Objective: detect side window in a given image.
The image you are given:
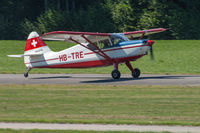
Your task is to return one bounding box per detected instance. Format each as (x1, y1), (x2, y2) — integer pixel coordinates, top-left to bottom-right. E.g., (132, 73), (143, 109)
(87, 44), (97, 50)
(97, 41), (105, 49)
(101, 40), (110, 49)
(111, 37), (123, 46)
(114, 38), (122, 45)
(87, 39), (112, 50)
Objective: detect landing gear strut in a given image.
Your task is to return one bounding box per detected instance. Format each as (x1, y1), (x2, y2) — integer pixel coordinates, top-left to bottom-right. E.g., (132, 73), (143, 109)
(125, 61), (140, 78)
(111, 63), (121, 79)
(24, 67), (31, 78)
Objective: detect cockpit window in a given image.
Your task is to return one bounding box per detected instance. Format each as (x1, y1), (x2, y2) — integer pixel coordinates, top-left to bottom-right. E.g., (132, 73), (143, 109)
(87, 43), (96, 50)
(87, 39), (111, 50)
(86, 34), (129, 50)
(110, 37), (123, 45)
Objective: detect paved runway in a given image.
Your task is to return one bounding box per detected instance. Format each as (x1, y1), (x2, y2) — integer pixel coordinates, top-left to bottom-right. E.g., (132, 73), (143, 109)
(0, 122), (200, 133)
(0, 74), (199, 85)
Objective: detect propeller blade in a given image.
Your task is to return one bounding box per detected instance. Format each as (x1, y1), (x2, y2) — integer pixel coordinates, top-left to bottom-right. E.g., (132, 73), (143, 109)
(150, 46), (154, 61)
(147, 40), (155, 61)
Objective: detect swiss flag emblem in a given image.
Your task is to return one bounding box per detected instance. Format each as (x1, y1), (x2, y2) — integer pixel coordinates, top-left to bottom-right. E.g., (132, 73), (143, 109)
(31, 40), (37, 47)
(25, 37), (47, 51)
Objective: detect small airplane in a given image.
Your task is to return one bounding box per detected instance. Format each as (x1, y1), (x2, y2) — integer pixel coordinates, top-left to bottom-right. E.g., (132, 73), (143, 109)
(8, 28), (167, 79)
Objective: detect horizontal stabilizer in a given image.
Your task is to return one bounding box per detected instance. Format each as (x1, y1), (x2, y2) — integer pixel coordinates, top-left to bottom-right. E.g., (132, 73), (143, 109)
(24, 53), (43, 56)
(8, 54), (24, 58)
(8, 53), (43, 58)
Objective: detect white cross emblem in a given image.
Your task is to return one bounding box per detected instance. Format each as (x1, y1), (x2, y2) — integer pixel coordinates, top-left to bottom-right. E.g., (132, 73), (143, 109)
(31, 40), (37, 47)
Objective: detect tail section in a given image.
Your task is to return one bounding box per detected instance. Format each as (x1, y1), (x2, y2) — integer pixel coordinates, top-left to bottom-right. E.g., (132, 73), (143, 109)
(8, 31), (54, 77)
(24, 32), (53, 68)
(24, 31), (51, 55)
(8, 31), (52, 58)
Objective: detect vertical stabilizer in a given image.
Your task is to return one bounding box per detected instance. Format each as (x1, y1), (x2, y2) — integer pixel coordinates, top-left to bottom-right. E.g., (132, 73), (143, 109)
(24, 31), (51, 55)
(24, 32), (52, 68)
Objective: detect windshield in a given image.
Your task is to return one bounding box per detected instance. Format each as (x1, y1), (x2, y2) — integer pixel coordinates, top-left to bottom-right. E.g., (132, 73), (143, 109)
(110, 33), (129, 45)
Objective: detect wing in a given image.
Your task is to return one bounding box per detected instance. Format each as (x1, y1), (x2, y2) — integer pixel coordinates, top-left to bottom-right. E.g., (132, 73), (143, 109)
(124, 28), (168, 38)
(40, 31), (111, 43)
(40, 28), (167, 43)
(39, 28), (167, 63)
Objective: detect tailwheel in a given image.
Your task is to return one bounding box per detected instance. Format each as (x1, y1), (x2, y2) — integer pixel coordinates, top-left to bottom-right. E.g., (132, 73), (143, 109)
(132, 68), (140, 78)
(111, 70), (121, 79)
(24, 67), (31, 78)
(24, 72), (29, 78)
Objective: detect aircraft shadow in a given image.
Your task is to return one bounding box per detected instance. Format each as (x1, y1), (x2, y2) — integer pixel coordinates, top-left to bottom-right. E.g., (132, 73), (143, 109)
(31, 76), (72, 79)
(29, 75), (197, 84)
(81, 78), (134, 83)
(81, 75), (194, 84)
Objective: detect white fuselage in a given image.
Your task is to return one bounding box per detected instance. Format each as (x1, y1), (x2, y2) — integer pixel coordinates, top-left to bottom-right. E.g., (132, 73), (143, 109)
(24, 40), (150, 68)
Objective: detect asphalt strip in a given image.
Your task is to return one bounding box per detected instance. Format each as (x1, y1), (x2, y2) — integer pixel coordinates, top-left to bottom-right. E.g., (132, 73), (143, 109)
(0, 74), (200, 86)
(0, 123), (200, 133)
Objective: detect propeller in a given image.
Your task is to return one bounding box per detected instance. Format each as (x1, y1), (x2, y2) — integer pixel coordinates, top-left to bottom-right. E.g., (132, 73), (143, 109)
(147, 40), (155, 61)
(149, 45), (154, 61)
(139, 32), (155, 61)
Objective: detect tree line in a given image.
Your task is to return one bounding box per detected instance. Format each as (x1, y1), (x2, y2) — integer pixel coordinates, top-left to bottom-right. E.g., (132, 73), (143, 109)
(0, 0), (200, 40)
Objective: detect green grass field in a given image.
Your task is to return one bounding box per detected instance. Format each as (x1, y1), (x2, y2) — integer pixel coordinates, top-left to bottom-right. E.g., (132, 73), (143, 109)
(0, 129), (170, 133)
(1, 40), (200, 131)
(0, 85), (200, 126)
(0, 40), (200, 74)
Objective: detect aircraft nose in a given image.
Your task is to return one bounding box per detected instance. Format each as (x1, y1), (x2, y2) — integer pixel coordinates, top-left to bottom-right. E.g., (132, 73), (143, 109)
(148, 40), (154, 46)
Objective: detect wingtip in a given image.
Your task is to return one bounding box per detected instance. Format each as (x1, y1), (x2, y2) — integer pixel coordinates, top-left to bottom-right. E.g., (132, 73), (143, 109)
(162, 28), (170, 31)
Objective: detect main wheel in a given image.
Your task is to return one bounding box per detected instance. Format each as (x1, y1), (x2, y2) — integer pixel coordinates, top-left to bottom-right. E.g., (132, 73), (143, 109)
(24, 73), (28, 78)
(132, 68), (140, 78)
(111, 70), (121, 79)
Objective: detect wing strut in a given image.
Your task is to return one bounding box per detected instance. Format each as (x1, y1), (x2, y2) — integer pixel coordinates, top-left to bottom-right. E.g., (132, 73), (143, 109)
(81, 35), (114, 63)
(69, 37), (105, 58)
(69, 36), (113, 63)
(139, 32), (146, 40)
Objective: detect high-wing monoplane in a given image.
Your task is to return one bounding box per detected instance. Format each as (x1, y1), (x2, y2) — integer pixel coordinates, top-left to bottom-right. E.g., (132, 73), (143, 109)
(8, 28), (167, 79)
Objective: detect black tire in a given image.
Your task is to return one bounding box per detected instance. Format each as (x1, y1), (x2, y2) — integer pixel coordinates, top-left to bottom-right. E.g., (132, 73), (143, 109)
(24, 73), (28, 78)
(111, 70), (121, 79)
(132, 68), (140, 78)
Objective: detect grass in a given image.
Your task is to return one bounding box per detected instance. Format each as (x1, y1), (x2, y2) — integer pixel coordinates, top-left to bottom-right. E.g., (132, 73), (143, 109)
(0, 129), (170, 133)
(0, 40), (200, 74)
(0, 84), (200, 126)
